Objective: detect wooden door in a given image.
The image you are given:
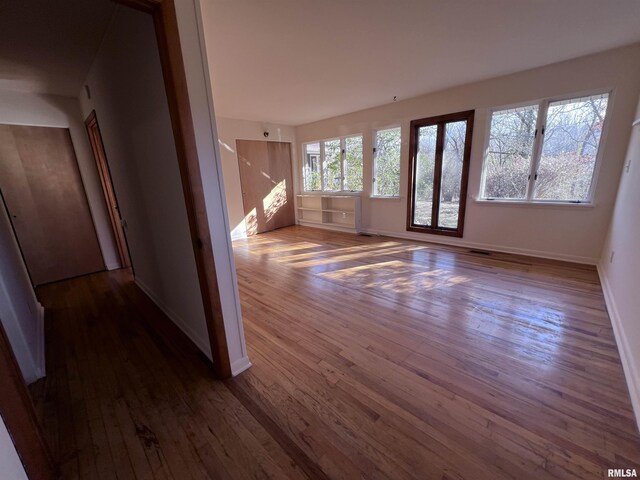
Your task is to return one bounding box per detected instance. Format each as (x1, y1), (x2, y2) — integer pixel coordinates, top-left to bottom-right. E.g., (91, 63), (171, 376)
(85, 111), (131, 269)
(236, 140), (295, 235)
(0, 125), (104, 285)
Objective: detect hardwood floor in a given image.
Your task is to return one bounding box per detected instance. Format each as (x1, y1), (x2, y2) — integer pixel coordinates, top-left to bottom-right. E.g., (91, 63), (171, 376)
(32, 226), (640, 479)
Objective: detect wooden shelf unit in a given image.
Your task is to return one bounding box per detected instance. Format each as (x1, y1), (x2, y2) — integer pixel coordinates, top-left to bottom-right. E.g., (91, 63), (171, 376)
(296, 195), (361, 233)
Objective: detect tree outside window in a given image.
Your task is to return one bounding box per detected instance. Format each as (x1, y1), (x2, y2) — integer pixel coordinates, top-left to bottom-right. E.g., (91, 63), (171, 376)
(373, 128), (401, 197)
(303, 136), (363, 193)
(482, 92), (609, 203)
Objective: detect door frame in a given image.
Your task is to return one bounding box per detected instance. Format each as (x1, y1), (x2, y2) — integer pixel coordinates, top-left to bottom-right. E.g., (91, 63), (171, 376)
(2, 1), (233, 477)
(85, 111), (131, 269)
(0, 0), (231, 480)
(0, 319), (56, 480)
(406, 109), (475, 238)
(113, 0), (231, 379)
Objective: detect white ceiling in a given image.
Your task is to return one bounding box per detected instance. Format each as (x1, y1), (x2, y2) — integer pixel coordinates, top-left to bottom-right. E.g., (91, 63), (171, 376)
(0, 0), (115, 96)
(204, 0), (640, 126)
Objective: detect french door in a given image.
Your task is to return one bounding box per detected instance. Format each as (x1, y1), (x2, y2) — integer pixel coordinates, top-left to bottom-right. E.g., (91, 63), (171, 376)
(407, 110), (474, 237)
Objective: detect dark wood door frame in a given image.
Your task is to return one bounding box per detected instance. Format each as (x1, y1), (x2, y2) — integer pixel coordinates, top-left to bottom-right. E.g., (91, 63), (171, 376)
(85, 111), (132, 270)
(113, 0), (231, 379)
(406, 109), (475, 238)
(0, 320), (56, 480)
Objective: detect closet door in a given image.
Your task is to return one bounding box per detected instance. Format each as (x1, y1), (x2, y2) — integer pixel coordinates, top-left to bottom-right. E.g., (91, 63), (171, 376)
(0, 125), (104, 285)
(236, 140), (295, 235)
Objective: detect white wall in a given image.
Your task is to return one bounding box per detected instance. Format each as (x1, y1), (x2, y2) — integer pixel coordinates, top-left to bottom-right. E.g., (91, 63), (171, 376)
(0, 202), (43, 384)
(179, 0), (249, 375)
(295, 44), (640, 264)
(598, 97), (640, 429)
(0, 415), (28, 480)
(79, 6), (212, 358)
(215, 117), (297, 239)
(0, 89), (120, 270)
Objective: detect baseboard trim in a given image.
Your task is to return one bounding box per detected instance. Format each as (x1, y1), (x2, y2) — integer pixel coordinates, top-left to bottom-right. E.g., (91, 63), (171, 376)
(230, 356), (252, 376)
(105, 262), (121, 271)
(134, 278), (212, 360)
(361, 227), (598, 265)
(35, 303), (45, 380)
(597, 263), (640, 432)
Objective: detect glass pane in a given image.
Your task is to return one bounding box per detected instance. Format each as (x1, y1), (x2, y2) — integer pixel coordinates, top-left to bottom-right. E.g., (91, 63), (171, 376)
(483, 105), (538, 199)
(534, 93), (608, 201)
(438, 121), (467, 229)
(413, 125), (437, 226)
(373, 128), (401, 196)
(344, 136), (363, 191)
(323, 139), (341, 191)
(303, 143), (321, 191)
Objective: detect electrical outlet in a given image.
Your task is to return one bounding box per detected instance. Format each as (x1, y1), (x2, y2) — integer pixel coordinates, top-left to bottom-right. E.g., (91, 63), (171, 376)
(610, 251), (615, 263)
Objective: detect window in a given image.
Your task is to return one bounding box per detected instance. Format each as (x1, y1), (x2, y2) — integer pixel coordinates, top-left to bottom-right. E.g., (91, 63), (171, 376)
(481, 92), (609, 203)
(303, 143), (321, 191)
(407, 110), (474, 237)
(483, 105), (537, 200)
(344, 136), (363, 191)
(323, 139), (341, 191)
(373, 127), (401, 197)
(302, 135), (363, 192)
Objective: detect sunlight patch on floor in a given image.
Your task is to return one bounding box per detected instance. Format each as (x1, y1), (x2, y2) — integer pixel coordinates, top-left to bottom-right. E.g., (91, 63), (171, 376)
(245, 241), (322, 255)
(319, 259), (470, 294)
(275, 244), (428, 268)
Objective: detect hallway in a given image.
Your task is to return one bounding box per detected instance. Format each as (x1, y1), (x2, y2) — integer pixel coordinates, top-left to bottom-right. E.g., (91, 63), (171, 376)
(32, 269), (304, 479)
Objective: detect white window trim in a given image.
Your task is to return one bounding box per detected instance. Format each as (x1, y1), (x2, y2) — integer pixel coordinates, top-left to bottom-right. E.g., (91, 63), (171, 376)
(372, 125), (402, 198)
(479, 89), (613, 205)
(473, 198), (596, 208)
(302, 142), (322, 192)
(370, 195), (404, 201)
(302, 134), (364, 194)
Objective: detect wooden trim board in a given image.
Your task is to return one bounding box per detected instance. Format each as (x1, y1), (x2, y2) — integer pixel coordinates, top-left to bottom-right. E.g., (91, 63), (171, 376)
(112, 0), (232, 378)
(85, 111), (131, 270)
(0, 321), (56, 480)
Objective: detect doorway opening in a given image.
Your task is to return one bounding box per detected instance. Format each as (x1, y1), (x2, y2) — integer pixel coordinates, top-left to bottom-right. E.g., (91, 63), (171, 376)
(85, 110), (132, 270)
(0, 0), (236, 478)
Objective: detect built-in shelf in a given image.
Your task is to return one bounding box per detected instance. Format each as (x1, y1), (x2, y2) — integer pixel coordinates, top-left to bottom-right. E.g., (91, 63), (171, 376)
(296, 195), (361, 233)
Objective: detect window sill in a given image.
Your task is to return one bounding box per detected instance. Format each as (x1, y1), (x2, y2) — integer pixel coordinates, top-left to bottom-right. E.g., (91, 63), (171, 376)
(370, 195), (402, 200)
(300, 191), (362, 196)
(473, 198), (595, 209)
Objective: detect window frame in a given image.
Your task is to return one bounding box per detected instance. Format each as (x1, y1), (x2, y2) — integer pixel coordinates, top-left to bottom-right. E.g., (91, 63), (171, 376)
(301, 134), (364, 194)
(321, 137), (342, 192)
(343, 134), (364, 192)
(406, 110), (475, 238)
(479, 89), (613, 205)
(372, 125), (402, 198)
(302, 142), (322, 192)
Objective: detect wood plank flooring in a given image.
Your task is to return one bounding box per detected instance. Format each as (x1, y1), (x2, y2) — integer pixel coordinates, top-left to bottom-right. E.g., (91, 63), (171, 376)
(31, 225), (640, 479)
